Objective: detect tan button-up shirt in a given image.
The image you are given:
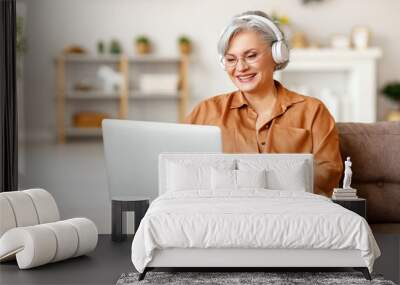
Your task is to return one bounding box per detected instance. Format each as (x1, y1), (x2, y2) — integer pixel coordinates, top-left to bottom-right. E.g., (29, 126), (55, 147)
(184, 81), (343, 197)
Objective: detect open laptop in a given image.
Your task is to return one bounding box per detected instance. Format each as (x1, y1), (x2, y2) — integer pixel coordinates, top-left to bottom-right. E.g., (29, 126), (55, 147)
(102, 119), (222, 200)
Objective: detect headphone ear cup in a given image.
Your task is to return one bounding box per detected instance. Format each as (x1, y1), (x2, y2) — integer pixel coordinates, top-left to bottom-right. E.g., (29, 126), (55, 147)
(271, 42), (279, 63)
(272, 41), (289, 64)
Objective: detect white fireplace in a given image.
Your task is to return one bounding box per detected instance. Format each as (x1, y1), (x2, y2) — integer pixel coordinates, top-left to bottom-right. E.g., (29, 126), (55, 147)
(275, 48), (382, 122)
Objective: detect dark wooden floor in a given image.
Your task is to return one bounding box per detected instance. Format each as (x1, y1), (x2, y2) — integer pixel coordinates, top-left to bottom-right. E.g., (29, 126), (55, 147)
(0, 235), (134, 285)
(1, 234), (398, 285)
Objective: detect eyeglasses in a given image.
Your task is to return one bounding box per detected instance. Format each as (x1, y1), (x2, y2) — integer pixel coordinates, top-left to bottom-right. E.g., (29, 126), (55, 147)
(221, 49), (268, 68)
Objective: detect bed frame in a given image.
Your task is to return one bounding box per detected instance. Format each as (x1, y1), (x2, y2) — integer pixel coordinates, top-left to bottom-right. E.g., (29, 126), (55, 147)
(139, 248), (371, 280)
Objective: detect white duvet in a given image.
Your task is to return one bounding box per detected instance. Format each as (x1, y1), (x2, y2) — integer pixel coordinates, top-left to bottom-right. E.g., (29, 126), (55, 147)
(131, 190), (380, 273)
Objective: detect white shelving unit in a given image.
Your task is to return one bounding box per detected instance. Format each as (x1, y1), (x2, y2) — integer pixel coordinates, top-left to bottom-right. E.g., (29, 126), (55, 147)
(275, 47), (382, 122)
(55, 54), (189, 143)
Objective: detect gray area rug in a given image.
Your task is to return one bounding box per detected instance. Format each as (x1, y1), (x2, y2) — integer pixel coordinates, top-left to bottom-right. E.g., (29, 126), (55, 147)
(116, 271), (396, 285)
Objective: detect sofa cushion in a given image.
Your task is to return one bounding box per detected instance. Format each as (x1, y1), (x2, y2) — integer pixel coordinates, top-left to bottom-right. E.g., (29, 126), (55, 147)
(337, 121), (400, 223)
(352, 182), (400, 223)
(370, 223), (400, 234)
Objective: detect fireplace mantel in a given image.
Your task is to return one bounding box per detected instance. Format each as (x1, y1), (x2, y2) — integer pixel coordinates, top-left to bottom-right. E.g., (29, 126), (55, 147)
(275, 47), (382, 122)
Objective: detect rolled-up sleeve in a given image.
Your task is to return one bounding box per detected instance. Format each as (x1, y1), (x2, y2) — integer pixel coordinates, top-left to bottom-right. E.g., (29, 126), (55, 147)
(311, 103), (343, 197)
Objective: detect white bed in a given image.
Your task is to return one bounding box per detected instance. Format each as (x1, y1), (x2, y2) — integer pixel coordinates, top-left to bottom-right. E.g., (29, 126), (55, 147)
(131, 153), (380, 280)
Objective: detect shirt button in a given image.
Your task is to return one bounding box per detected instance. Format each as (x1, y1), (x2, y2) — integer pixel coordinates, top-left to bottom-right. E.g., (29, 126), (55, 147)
(261, 142), (266, 146)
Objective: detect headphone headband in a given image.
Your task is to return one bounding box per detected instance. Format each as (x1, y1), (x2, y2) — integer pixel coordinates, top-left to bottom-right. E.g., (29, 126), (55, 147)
(237, 15), (284, 42)
(218, 13), (289, 67)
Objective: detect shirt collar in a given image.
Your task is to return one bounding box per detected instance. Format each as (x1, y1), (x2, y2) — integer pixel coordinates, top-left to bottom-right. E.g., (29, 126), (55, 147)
(229, 90), (248, 109)
(229, 80), (305, 110)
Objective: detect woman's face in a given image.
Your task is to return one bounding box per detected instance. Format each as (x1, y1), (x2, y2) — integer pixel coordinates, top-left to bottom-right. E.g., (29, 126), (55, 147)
(224, 30), (276, 94)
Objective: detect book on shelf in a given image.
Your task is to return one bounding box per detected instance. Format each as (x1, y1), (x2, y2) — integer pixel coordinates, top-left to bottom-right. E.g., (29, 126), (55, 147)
(333, 193), (358, 198)
(332, 187), (359, 200)
(332, 192), (358, 197)
(332, 196), (359, 200)
(332, 194), (358, 200)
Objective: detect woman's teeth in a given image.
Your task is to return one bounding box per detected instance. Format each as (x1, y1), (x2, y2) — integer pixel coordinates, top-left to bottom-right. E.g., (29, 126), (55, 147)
(237, 74), (256, 82)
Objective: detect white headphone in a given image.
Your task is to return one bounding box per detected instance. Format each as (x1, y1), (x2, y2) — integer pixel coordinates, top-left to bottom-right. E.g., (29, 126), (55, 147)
(220, 14), (290, 66)
(238, 15), (289, 64)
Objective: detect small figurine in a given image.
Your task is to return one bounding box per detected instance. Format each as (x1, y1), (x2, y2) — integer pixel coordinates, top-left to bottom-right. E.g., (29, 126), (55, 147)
(342, 157), (353, 189)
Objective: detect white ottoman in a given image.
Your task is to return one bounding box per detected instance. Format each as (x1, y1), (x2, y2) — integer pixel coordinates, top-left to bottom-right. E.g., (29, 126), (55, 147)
(0, 189), (98, 269)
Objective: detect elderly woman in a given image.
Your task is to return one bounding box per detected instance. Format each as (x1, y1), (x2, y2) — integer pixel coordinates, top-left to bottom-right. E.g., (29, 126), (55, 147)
(185, 11), (343, 197)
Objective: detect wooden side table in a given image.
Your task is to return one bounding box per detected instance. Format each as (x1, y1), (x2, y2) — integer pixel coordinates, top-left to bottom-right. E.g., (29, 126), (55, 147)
(332, 198), (366, 219)
(112, 196), (150, 242)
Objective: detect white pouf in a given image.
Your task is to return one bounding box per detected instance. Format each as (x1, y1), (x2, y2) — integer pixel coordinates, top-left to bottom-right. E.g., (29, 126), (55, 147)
(0, 189), (98, 269)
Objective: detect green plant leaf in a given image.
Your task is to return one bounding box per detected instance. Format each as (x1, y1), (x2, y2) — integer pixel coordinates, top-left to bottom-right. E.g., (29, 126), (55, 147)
(382, 82), (400, 102)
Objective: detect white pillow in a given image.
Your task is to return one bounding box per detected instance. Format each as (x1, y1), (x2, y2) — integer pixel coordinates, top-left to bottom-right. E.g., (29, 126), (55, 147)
(166, 159), (236, 192)
(211, 168), (236, 190)
(238, 159), (309, 191)
(211, 169), (267, 190)
(266, 162), (308, 191)
(167, 162), (210, 191)
(237, 169), (267, 188)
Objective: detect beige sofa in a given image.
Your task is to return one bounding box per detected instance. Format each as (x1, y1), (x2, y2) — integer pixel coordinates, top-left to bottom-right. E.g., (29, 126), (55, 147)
(337, 121), (400, 233)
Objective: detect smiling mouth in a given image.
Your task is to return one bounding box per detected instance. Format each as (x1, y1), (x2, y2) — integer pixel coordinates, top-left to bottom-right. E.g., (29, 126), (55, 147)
(236, 73), (257, 83)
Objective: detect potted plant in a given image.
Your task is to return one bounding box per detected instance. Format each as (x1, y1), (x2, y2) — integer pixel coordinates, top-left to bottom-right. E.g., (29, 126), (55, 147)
(178, 36), (191, 55)
(382, 81), (400, 121)
(135, 35), (151, 55)
(97, 40), (105, 54)
(109, 39), (122, 55)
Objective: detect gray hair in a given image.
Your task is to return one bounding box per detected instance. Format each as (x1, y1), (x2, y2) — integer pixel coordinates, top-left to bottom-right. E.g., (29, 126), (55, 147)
(217, 11), (289, 71)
